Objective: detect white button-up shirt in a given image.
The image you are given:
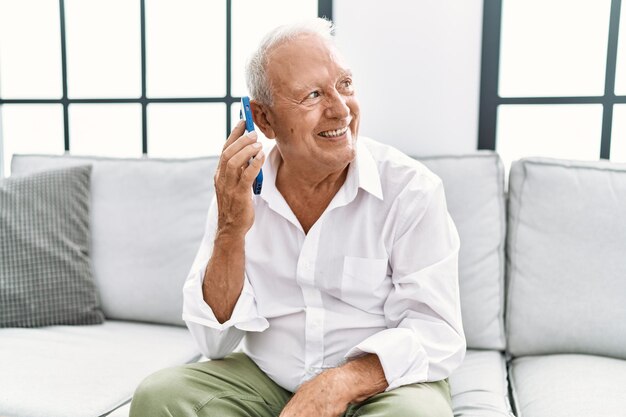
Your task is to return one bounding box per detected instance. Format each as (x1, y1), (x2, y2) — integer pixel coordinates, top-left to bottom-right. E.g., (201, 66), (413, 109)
(183, 137), (466, 393)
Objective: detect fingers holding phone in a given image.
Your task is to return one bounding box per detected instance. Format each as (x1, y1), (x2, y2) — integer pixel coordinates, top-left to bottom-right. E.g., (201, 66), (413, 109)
(240, 96), (264, 195)
(214, 118), (265, 237)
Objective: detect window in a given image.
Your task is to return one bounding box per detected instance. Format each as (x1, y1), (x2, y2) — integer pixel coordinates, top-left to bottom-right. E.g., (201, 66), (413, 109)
(479, 0), (626, 171)
(0, 0), (332, 177)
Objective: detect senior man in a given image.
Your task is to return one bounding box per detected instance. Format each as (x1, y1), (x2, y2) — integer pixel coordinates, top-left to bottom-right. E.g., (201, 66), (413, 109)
(131, 18), (465, 417)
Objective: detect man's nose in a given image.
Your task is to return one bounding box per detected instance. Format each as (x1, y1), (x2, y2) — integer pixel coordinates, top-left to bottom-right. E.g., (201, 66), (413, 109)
(324, 90), (350, 119)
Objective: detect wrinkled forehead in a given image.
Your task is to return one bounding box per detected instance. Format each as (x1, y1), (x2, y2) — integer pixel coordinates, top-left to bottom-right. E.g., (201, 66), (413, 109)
(265, 34), (350, 93)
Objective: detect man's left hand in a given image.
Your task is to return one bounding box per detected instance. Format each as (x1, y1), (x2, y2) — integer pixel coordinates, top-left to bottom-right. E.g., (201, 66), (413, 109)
(279, 354), (388, 417)
(279, 368), (351, 417)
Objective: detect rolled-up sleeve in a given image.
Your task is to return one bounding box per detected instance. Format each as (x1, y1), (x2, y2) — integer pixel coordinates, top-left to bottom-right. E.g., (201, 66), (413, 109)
(345, 179), (466, 391)
(182, 197), (269, 359)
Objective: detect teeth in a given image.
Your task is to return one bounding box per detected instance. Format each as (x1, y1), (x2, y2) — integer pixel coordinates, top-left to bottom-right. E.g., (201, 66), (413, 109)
(319, 127), (348, 138)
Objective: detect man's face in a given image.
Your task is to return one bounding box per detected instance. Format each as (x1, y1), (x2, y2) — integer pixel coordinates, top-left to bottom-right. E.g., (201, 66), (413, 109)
(259, 34), (360, 174)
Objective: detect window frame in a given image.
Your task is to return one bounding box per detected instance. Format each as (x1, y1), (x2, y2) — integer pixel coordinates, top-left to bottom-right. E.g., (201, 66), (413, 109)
(478, 0), (625, 159)
(0, 0), (333, 169)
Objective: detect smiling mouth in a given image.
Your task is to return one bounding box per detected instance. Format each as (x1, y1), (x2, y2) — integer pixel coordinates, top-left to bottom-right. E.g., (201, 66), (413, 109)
(318, 126), (349, 138)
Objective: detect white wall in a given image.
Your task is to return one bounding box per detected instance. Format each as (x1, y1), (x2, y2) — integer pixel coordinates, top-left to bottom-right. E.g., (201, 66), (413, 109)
(334, 0), (484, 155)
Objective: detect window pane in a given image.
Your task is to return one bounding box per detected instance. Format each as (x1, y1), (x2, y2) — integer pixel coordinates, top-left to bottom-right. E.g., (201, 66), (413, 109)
(615, 3), (626, 95)
(65, 0), (141, 98)
(611, 104), (626, 162)
(229, 102), (272, 150)
(0, 0), (62, 98)
(231, 0), (317, 97)
(69, 104), (142, 157)
(145, 0), (226, 98)
(1, 104), (65, 177)
(499, 0), (611, 97)
(147, 103), (225, 157)
(496, 104), (603, 173)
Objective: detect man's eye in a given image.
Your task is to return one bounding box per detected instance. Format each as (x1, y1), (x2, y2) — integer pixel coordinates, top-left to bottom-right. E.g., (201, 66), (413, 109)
(342, 79), (353, 89)
(307, 91), (320, 99)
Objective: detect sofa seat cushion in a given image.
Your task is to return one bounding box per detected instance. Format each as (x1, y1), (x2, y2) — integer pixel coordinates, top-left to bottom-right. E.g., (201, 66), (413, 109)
(510, 354), (626, 417)
(0, 320), (200, 417)
(420, 152), (506, 350)
(91, 349), (516, 417)
(103, 403), (132, 417)
(449, 350), (514, 417)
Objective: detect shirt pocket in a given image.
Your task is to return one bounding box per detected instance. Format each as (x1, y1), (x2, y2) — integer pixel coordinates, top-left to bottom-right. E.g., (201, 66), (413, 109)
(341, 256), (391, 314)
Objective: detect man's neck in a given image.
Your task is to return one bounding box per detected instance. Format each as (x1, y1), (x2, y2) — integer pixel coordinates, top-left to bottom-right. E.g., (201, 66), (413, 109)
(276, 157), (349, 196)
(275, 157), (350, 234)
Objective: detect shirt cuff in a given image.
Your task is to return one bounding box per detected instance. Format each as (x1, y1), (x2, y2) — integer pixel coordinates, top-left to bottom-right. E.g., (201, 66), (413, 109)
(182, 268), (269, 333)
(344, 328), (429, 391)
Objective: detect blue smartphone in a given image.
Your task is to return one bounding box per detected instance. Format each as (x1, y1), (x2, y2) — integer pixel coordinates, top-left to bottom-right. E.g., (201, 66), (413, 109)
(240, 96), (263, 195)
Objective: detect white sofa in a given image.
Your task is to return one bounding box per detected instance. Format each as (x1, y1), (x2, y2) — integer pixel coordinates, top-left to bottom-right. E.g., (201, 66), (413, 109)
(1, 149), (625, 417)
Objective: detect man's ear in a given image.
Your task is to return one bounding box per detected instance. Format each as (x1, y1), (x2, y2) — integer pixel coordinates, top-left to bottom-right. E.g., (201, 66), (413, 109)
(250, 100), (276, 139)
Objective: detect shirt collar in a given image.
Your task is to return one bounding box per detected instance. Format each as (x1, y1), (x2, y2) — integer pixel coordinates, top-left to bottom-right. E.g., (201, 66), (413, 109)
(260, 138), (384, 210)
(354, 139), (384, 200)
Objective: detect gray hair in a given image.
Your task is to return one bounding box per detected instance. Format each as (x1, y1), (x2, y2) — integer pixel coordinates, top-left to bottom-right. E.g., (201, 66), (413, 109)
(245, 18), (336, 106)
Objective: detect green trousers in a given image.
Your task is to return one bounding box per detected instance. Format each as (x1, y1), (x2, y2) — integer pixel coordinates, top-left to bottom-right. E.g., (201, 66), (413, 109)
(130, 352), (453, 417)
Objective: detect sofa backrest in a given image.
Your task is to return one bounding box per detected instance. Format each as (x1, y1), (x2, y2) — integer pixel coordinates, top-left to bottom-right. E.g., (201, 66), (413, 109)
(506, 157), (626, 359)
(12, 154), (218, 326)
(11, 151), (508, 345)
(419, 152), (507, 351)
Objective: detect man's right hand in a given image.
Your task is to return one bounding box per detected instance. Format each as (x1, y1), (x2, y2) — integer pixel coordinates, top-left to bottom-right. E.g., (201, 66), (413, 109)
(214, 119), (265, 238)
(203, 120), (265, 323)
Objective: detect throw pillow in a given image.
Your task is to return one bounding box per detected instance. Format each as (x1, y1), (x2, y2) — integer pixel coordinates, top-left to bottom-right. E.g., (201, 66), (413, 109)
(0, 165), (104, 327)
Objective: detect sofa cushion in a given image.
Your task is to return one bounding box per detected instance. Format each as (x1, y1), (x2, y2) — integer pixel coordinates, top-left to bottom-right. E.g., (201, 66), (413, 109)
(420, 152), (506, 350)
(0, 351), (520, 417)
(0, 320), (201, 417)
(509, 354), (626, 417)
(449, 350), (513, 417)
(11, 155), (218, 326)
(104, 403), (132, 417)
(506, 157), (626, 358)
(0, 165), (104, 327)
(92, 350), (516, 417)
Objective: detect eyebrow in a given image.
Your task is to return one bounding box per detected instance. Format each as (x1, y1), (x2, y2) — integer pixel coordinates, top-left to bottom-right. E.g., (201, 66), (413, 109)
(339, 69), (353, 78)
(292, 82), (317, 95)
(289, 68), (354, 99)
(293, 69), (353, 92)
